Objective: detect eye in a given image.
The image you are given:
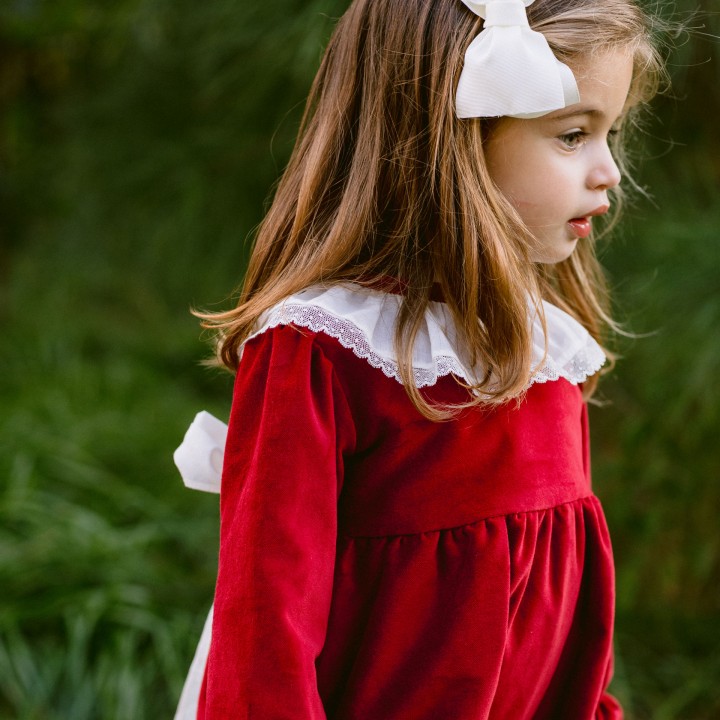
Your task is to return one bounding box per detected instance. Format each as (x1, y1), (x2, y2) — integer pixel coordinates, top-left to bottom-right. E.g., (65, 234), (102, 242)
(557, 130), (587, 151)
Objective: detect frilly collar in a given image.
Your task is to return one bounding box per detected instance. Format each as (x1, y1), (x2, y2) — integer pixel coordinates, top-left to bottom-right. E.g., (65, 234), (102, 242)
(247, 283), (606, 390)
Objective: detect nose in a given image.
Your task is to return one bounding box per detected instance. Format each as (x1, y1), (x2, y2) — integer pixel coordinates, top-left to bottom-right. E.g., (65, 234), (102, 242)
(587, 143), (622, 191)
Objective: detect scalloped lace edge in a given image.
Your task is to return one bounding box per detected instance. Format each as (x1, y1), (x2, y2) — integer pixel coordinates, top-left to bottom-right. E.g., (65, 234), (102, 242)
(248, 302), (606, 391)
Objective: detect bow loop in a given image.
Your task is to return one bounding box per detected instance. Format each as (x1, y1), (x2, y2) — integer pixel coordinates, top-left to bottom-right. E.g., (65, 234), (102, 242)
(456, 0), (579, 119)
(173, 411), (227, 494)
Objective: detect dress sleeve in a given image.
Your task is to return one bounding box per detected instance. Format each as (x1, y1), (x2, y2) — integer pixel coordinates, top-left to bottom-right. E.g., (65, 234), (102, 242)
(198, 326), (356, 720)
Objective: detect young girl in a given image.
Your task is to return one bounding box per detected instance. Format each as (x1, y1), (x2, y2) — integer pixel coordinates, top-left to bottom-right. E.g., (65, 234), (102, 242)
(174, 0), (665, 717)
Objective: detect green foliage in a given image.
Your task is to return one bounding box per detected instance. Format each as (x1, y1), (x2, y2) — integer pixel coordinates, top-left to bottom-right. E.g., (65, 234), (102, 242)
(593, 194), (720, 718)
(1, 0), (718, 717)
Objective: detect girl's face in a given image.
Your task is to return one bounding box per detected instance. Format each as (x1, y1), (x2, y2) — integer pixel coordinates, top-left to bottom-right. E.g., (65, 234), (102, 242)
(485, 49), (634, 264)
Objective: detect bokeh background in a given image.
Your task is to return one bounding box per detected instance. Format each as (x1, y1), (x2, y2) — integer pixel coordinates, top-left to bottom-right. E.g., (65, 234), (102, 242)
(1, 0), (718, 718)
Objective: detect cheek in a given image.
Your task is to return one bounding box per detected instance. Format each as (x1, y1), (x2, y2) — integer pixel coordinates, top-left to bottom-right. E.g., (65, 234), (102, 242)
(508, 162), (570, 224)
(489, 152), (553, 216)
(485, 127), (568, 227)
(501, 177), (556, 223)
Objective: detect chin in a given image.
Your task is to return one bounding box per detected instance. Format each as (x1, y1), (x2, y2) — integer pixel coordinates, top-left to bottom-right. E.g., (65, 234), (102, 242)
(532, 240), (579, 265)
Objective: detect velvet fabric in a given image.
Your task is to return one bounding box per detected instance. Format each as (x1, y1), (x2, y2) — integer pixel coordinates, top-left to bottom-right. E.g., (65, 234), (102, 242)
(198, 325), (622, 719)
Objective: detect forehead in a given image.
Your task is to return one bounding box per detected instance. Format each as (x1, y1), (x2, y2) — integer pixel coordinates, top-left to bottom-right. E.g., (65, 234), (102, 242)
(570, 48), (635, 88)
(543, 48), (635, 124)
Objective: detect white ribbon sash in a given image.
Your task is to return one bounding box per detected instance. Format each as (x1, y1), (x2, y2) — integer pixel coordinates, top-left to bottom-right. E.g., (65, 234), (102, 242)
(172, 413), (225, 718)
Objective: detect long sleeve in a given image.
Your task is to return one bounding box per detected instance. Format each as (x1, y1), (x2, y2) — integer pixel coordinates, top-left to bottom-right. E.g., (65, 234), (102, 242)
(198, 326), (356, 719)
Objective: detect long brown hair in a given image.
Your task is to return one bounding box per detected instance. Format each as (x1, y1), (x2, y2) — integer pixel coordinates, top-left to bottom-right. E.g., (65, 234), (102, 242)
(200, 0), (665, 419)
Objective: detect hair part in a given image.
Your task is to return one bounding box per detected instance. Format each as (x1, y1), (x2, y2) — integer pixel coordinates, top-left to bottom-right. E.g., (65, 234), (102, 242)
(198, 0), (667, 420)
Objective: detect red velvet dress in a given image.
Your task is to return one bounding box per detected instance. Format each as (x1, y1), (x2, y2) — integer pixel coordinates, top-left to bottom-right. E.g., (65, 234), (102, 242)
(192, 285), (621, 720)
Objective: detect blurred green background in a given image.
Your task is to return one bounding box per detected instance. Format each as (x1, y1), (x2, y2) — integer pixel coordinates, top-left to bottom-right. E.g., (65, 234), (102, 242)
(0, 1), (718, 718)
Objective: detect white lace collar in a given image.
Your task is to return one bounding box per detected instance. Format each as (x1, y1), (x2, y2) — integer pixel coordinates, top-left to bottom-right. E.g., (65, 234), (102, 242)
(174, 285), (606, 495)
(248, 283), (606, 390)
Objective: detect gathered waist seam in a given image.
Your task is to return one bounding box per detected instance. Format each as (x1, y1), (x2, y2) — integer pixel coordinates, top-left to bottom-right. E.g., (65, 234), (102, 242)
(340, 493), (599, 541)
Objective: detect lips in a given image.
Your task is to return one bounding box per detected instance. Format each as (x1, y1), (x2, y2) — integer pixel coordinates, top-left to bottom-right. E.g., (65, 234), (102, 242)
(568, 218), (592, 238)
(568, 205), (609, 239)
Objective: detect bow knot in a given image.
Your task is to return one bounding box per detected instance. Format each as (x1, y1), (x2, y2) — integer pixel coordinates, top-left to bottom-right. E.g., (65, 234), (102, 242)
(484, 1), (529, 27)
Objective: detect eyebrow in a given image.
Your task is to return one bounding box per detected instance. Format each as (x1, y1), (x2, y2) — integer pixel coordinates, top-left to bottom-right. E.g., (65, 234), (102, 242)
(546, 107), (605, 122)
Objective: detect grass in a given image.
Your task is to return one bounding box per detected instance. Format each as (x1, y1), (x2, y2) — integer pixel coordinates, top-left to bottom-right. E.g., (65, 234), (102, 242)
(0, 251), (226, 718)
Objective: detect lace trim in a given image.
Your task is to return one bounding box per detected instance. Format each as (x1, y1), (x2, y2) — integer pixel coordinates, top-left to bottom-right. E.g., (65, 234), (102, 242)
(250, 303), (466, 388)
(529, 339), (607, 387)
(248, 301), (606, 391)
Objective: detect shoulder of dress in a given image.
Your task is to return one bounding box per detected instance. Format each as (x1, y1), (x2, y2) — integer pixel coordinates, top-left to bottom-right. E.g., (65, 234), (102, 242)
(245, 283), (606, 390)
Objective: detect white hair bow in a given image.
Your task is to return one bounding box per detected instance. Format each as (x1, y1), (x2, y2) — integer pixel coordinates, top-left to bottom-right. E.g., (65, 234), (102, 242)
(456, 0), (580, 119)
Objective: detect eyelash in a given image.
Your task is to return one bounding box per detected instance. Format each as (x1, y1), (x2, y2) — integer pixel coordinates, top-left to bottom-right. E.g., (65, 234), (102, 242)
(558, 130), (587, 150)
(557, 127), (622, 151)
